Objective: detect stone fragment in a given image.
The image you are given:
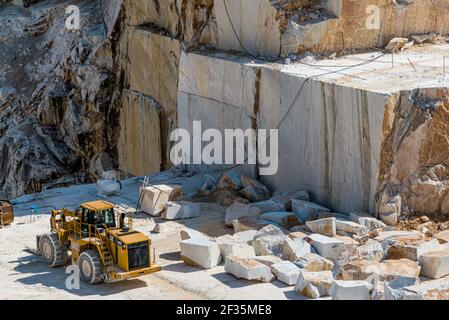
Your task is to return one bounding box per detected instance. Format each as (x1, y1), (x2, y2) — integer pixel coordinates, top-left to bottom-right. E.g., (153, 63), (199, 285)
(153, 223), (167, 233)
(180, 238), (221, 269)
(233, 230), (257, 244)
(249, 200), (285, 213)
(180, 228), (206, 240)
(163, 201), (201, 220)
(271, 261), (300, 286)
(342, 259), (421, 281)
(292, 200), (330, 223)
(386, 238), (440, 261)
(218, 171), (242, 190)
(411, 33), (438, 44)
(356, 239), (385, 262)
(253, 235), (286, 257)
(294, 271), (334, 299)
(295, 253), (334, 272)
(271, 190), (310, 210)
(378, 195), (401, 226)
(384, 276), (420, 300)
(0, 86), (16, 105)
(289, 231), (308, 240)
(215, 234), (256, 259)
(434, 230), (449, 244)
(259, 211), (300, 229)
(238, 176), (271, 202)
(306, 218), (336, 237)
(385, 37), (410, 52)
(330, 280), (371, 300)
(225, 256), (273, 282)
(252, 255), (283, 267)
(254, 224), (286, 240)
(225, 202), (261, 226)
(419, 248), (449, 279)
(215, 188), (248, 206)
(334, 235), (359, 249)
(374, 230), (423, 242)
(140, 184), (183, 216)
(282, 238), (311, 261)
(181, 173), (217, 197)
(232, 216), (271, 232)
(400, 276), (449, 300)
(335, 220), (368, 236)
(349, 212), (387, 231)
(306, 234), (346, 261)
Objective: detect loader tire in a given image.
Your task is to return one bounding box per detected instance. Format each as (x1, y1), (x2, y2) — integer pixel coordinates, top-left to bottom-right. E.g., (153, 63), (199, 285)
(79, 250), (103, 284)
(38, 233), (67, 267)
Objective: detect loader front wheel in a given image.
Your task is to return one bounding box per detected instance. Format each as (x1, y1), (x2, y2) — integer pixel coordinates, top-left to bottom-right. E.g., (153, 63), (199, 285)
(79, 250), (103, 284)
(39, 233), (67, 267)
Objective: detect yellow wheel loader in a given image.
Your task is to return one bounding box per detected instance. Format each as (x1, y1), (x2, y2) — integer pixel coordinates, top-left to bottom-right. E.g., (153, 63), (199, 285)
(36, 200), (161, 284)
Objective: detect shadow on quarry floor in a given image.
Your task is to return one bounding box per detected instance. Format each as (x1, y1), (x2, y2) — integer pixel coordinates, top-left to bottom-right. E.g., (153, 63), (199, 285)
(162, 262), (204, 274)
(11, 254), (148, 296)
(211, 272), (270, 289)
(159, 251), (182, 261)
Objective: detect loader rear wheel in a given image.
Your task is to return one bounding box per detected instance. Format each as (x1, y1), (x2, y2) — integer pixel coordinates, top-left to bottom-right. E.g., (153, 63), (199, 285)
(79, 250), (103, 284)
(38, 233), (67, 267)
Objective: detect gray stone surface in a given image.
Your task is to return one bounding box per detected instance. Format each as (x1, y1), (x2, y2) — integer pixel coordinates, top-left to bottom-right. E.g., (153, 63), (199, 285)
(330, 280), (371, 300)
(164, 201), (201, 220)
(271, 261), (300, 286)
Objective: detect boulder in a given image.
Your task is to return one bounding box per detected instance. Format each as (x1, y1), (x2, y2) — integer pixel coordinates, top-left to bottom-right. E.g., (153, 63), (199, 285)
(349, 212), (387, 231)
(289, 231), (309, 240)
(295, 253), (334, 272)
(180, 238), (221, 269)
(218, 171), (242, 190)
(181, 173), (217, 197)
(232, 216), (271, 232)
(271, 190), (310, 210)
(271, 261), (301, 286)
(281, 238), (311, 261)
(215, 188), (248, 206)
(306, 218), (336, 237)
(139, 184), (183, 216)
(259, 211), (300, 229)
(215, 235), (256, 259)
(254, 224), (286, 240)
(385, 37), (410, 52)
(384, 276), (420, 300)
(335, 220), (368, 236)
(233, 230), (257, 244)
(356, 239), (385, 262)
(163, 201), (201, 220)
(239, 176), (271, 202)
(386, 238), (441, 261)
(180, 228), (206, 240)
(225, 256), (273, 282)
(306, 234), (346, 261)
(374, 230), (423, 243)
(434, 230), (449, 244)
(252, 255), (283, 267)
(292, 200), (330, 223)
(249, 200), (285, 213)
(342, 259), (421, 281)
(330, 280), (371, 300)
(225, 202), (261, 226)
(294, 271), (334, 299)
(334, 235), (359, 249)
(253, 235), (286, 257)
(419, 248), (449, 279)
(400, 276), (449, 300)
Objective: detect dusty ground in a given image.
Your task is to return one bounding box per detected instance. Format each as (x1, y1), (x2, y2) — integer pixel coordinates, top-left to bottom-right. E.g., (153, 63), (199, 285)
(0, 172), (305, 300)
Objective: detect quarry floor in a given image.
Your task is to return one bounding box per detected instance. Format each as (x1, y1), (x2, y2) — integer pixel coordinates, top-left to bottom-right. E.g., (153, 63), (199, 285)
(0, 173), (306, 300)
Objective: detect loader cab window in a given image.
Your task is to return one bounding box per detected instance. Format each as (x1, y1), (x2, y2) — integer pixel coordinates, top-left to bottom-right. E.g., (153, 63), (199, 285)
(81, 208), (116, 228)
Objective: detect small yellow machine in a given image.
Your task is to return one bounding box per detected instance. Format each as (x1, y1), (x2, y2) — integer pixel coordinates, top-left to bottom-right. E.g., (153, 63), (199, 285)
(36, 200), (160, 284)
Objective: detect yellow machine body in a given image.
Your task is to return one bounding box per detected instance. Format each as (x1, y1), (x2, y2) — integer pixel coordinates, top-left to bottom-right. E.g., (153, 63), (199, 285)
(38, 200), (160, 283)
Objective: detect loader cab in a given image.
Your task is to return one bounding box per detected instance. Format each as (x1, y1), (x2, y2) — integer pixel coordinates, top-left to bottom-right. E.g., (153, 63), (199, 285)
(79, 201), (116, 235)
